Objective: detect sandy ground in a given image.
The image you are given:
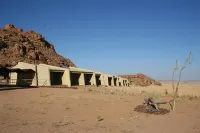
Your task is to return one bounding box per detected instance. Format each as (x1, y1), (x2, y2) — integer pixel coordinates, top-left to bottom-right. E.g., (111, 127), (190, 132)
(0, 83), (200, 133)
(124, 81), (200, 97)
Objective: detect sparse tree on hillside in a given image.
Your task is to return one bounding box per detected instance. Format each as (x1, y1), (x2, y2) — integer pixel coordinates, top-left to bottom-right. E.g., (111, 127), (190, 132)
(172, 52), (192, 111)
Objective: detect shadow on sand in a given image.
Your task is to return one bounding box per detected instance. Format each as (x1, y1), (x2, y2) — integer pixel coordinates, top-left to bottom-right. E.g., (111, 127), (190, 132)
(0, 85), (38, 91)
(134, 105), (170, 115)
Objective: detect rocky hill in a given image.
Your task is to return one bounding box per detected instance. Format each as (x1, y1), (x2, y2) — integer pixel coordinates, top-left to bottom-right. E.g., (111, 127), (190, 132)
(120, 74), (162, 87)
(0, 24), (76, 68)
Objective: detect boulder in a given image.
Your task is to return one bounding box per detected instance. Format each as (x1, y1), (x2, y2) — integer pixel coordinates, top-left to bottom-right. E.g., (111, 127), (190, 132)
(0, 40), (7, 49)
(17, 28), (23, 32)
(4, 24), (15, 30)
(29, 51), (38, 60)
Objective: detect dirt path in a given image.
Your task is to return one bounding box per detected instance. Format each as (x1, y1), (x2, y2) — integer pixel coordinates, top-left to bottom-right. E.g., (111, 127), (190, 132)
(0, 87), (200, 133)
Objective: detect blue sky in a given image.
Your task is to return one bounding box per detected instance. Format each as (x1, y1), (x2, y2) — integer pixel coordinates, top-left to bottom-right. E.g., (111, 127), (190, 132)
(1, 0), (200, 80)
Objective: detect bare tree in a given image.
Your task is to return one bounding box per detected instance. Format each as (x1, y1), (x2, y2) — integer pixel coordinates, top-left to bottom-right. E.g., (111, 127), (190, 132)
(172, 52), (192, 111)
(172, 60), (178, 94)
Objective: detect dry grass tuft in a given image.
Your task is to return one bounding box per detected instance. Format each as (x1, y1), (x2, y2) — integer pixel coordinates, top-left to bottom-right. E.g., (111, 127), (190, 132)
(164, 89), (168, 95)
(179, 94), (200, 100)
(41, 108), (48, 114)
(96, 116), (104, 121)
(40, 92), (54, 98)
(154, 81), (162, 86)
(20, 121), (28, 126)
(52, 119), (74, 128)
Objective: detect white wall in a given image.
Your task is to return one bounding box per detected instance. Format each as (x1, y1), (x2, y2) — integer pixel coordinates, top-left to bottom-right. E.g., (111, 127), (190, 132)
(62, 69), (71, 87)
(11, 62), (37, 86)
(9, 72), (17, 85)
(37, 65), (50, 86)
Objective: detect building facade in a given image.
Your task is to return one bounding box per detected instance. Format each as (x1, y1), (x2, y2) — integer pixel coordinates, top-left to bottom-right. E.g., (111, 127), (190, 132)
(9, 62), (129, 87)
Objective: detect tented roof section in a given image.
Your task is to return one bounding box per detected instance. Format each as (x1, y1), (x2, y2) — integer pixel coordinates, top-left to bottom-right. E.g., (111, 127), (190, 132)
(39, 64), (67, 71)
(104, 74), (114, 77)
(0, 68), (35, 73)
(10, 68), (35, 72)
(94, 71), (103, 75)
(69, 67), (94, 73)
(7, 62), (130, 82)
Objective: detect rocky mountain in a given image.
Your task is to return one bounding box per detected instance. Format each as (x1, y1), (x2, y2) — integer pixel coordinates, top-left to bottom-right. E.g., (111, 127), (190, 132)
(120, 73), (162, 87)
(0, 24), (76, 68)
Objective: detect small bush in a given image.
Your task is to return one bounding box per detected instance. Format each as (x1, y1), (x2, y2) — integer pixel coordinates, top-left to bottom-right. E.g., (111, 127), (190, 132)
(88, 88), (93, 91)
(154, 81), (162, 86)
(164, 89), (168, 95)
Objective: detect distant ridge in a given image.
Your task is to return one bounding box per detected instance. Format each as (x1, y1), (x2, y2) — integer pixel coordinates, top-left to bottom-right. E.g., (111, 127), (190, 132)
(120, 73), (162, 86)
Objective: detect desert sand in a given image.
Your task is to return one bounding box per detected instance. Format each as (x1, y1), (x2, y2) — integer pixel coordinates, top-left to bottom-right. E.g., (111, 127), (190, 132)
(0, 82), (200, 133)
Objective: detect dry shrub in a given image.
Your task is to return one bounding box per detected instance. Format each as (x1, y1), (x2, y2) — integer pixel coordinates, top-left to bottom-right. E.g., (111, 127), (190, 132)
(88, 88), (93, 91)
(180, 94), (200, 100)
(164, 89), (168, 95)
(134, 105), (170, 115)
(96, 116), (104, 121)
(52, 119), (74, 128)
(141, 90), (146, 95)
(154, 81), (162, 86)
